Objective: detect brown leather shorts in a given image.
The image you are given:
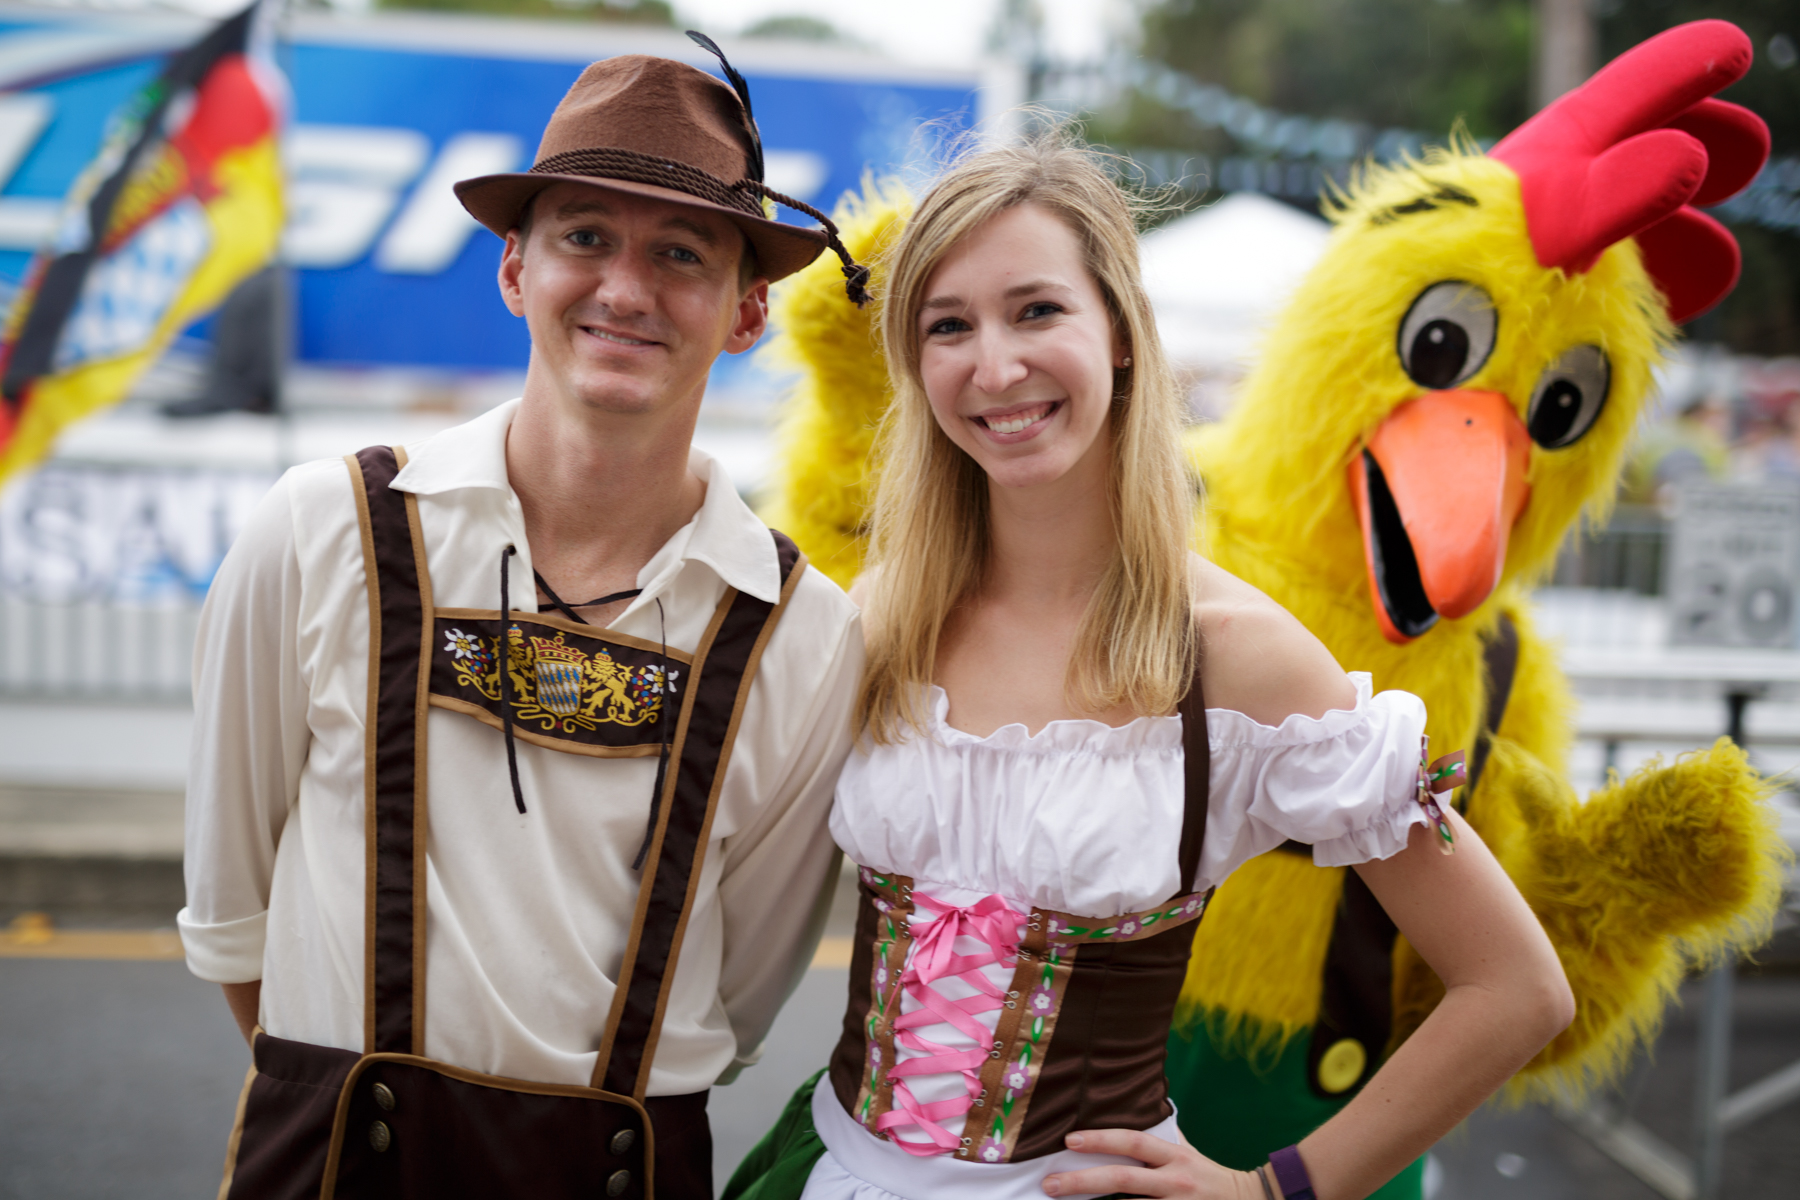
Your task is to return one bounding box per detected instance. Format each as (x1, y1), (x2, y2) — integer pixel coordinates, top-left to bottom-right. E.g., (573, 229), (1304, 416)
(219, 1031), (712, 1200)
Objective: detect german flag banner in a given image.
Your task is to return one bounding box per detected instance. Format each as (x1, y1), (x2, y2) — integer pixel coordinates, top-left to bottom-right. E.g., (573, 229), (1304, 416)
(0, 1), (284, 486)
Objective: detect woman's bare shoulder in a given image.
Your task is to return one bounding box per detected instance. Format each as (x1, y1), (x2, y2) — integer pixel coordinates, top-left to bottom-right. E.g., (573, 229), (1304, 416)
(847, 563), (882, 607)
(1190, 554), (1356, 726)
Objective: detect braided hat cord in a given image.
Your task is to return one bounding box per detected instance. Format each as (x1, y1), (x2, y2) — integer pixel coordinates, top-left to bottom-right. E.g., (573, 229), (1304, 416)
(531, 148), (764, 217)
(734, 179), (872, 307)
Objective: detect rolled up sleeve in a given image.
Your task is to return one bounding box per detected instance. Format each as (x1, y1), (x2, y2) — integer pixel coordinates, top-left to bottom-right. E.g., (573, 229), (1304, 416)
(177, 474), (313, 984)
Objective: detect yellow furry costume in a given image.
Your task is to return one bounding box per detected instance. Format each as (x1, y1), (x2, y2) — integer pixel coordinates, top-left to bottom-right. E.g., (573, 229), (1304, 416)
(1170, 143), (1786, 1154)
(756, 25), (1789, 1196)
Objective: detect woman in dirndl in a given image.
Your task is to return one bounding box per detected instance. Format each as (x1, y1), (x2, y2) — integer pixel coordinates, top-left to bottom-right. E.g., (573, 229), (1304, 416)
(726, 128), (1573, 1200)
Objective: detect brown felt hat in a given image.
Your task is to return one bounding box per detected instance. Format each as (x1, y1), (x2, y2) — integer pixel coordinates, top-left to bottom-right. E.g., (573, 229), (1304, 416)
(455, 42), (867, 298)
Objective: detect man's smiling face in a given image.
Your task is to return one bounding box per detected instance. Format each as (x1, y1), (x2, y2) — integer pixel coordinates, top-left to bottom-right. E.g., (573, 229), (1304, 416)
(499, 182), (767, 418)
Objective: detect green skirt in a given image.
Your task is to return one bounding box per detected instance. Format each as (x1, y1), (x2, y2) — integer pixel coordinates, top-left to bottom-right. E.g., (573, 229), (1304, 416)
(721, 1069), (829, 1200)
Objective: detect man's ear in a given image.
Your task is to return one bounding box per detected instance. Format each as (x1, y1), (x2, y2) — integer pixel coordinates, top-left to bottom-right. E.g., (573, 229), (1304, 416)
(725, 279), (770, 355)
(498, 229), (527, 318)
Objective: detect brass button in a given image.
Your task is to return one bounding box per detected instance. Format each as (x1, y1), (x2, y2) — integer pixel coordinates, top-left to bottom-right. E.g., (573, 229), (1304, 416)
(372, 1083), (396, 1111)
(1317, 1037), (1368, 1094)
(606, 1169), (631, 1196)
(609, 1128), (636, 1154)
(369, 1120), (392, 1152)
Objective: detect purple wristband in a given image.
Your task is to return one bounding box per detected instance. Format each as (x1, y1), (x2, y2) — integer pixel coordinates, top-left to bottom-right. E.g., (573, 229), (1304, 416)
(1268, 1145), (1316, 1200)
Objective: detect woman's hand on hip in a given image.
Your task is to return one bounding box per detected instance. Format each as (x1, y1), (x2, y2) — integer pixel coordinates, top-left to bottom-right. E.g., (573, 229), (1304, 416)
(1041, 1129), (1262, 1199)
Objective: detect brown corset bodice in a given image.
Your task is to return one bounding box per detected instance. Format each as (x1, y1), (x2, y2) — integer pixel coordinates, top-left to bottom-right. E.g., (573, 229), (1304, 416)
(827, 869), (1212, 1163)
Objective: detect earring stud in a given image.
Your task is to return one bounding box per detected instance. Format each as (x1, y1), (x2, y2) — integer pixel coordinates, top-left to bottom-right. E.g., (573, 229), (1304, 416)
(1120, 356), (1133, 368)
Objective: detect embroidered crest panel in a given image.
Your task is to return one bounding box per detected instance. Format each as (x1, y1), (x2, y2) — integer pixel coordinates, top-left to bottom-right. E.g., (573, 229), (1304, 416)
(428, 608), (695, 757)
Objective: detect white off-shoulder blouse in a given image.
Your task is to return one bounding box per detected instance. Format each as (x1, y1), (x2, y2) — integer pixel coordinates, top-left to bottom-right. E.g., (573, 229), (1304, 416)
(830, 671), (1429, 917)
(801, 672), (1431, 1200)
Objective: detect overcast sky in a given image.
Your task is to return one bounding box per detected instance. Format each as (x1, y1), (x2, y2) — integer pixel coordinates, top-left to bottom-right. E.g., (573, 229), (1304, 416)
(672, 0), (1123, 69)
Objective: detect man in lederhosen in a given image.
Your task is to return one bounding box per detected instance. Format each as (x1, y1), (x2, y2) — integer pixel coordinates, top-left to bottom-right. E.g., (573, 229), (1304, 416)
(178, 42), (869, 1199)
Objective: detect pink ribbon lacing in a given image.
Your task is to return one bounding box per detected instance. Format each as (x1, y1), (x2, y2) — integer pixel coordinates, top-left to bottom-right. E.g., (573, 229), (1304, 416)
(874, 890), (1026, 1156)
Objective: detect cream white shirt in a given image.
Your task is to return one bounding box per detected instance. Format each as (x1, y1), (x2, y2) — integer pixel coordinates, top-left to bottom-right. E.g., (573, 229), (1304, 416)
(178, 399), (863, 1095)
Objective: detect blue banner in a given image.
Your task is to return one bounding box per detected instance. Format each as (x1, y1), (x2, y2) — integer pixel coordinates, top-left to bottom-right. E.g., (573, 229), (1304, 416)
(0, 10), (981, 373)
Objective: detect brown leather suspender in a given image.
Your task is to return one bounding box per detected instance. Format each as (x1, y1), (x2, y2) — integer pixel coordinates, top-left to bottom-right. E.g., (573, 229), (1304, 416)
(351, 445), (435, 1056)
(1176, 654), (1212, 896)
(595, 527), (804, 1101)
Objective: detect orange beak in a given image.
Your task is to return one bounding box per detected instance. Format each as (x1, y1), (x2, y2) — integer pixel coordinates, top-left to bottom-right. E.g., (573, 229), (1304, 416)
(1348, 389), (1532, 644)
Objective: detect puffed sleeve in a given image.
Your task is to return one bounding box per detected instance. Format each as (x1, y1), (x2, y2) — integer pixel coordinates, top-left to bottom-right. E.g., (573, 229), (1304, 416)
(1197, 672), (1427, 889)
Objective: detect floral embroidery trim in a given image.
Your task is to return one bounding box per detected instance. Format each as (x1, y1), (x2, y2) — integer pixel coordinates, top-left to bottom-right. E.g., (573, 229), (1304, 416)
(1417, 737), (1464, 855)
(954, 888), (1215, 1163)
(851, 867), (913, 1136)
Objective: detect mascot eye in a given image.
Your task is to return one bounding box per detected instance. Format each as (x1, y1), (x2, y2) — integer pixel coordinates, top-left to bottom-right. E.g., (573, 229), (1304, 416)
(1397, 281), (1498, 390)
(1527, 345), (1610, 449)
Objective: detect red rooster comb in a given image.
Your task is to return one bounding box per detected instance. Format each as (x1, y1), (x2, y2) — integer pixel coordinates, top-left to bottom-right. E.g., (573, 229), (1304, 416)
(1490, 19), (1770, 323)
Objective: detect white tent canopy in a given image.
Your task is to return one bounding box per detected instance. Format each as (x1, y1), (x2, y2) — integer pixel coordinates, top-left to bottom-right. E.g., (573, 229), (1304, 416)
(1140, 191), (1332, 376)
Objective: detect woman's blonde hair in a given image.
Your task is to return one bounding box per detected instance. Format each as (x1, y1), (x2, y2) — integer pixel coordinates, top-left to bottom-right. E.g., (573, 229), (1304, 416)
(857, 126), (1197, 741)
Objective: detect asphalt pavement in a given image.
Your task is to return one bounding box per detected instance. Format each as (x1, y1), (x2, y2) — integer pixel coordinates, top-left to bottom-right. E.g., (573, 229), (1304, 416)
(0, 955), (849, 1200)
(2, 937), (1796, 1199)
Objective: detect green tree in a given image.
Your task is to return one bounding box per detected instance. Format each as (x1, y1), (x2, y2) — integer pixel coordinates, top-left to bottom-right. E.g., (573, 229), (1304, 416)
(1598, 1), (1800, 353)
(741, 15), (861, 45)
(1130, 0), (1534, 145)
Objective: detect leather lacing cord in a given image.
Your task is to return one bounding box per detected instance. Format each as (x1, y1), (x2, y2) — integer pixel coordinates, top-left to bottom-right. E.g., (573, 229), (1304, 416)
(497, 547), (673, 870)
(533, 568), (642, 624)
(526, 147), (871, 307)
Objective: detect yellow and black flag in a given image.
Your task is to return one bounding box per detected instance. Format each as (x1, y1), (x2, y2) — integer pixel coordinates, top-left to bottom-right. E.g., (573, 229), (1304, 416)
(0, 1), (285, 485)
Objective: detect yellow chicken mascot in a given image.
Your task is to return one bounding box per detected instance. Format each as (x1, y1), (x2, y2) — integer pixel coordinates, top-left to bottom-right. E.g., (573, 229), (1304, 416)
(759, 20), (1790, 1200)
